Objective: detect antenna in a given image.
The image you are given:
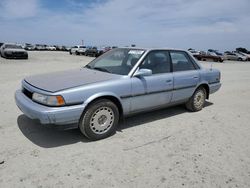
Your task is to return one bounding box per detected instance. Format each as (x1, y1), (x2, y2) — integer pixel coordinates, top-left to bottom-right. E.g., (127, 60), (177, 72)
(210, 61), (213, 70)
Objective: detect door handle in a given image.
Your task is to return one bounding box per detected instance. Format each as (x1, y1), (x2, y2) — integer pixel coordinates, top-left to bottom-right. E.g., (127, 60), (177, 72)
(166, 79), (172, 83)
(193, 76), (198, 79)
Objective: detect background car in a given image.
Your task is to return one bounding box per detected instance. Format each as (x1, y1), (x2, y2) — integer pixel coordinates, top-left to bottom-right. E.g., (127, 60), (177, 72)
(0, 43), (28, 59)
(193, 50), (223, 62)
(233, 51), (248, 61)
(224, 51), (243, 61)
(69, 45), (87, 55)
(236, 51), (250, 61)
(46, 46), (56, 50)
(85, 46), (98, 57)
(24, 43), (35, 50)
(188, 48), (200, 55)
(224, 51), (238, 61)
(34, 44), (47, 51)
(207, 49), (223, 57)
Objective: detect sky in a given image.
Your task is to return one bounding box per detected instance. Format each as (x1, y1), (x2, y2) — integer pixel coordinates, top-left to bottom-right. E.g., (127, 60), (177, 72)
(0, 0), (250, 51)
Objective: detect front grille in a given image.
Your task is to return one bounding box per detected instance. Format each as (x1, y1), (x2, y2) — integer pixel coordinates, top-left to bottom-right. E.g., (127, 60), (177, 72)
(11, 51), (26, 58)
(22, 87), (33, 99)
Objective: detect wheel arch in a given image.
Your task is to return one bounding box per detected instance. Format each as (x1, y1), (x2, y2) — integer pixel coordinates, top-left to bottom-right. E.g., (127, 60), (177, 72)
(196, 83), (209, 99)
(83, 93), (124, 118)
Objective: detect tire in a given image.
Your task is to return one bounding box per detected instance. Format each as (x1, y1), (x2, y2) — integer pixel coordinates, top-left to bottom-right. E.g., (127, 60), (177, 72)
(69, 51), (72, 55)
(238, 58), (242, 61)
(79, 99), (119, 140)
(185, 87), (206, 112)
(76, 51), (80, 55)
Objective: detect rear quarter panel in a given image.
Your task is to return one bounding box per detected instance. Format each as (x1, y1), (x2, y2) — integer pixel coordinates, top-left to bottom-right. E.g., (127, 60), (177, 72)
(199, 68), (221, 93)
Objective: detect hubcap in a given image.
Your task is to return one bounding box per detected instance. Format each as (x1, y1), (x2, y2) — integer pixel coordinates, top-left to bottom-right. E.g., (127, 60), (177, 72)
(90, 107), (114, 134)
(194, 90), (205, 109)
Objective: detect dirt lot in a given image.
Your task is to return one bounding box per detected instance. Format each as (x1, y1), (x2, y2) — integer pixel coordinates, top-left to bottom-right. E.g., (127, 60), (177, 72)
(0, 51), (250, 187)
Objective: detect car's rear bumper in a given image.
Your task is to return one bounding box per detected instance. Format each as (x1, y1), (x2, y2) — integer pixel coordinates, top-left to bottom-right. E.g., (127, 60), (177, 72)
(15, 89), (85, 125)
(209, 82), (221, 94)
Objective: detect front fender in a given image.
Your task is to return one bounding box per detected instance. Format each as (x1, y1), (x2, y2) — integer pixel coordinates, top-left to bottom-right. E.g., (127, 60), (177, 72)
(84, 92), (123, 107)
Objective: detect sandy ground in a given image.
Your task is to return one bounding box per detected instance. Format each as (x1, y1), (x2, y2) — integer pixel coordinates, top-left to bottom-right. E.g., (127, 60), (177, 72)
(0, 51), (249, 188)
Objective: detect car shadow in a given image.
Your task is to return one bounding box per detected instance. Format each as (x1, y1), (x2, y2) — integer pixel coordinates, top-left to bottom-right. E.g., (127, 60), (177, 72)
(17, 115), (90, 148)
(17, 102), (213, 148)
(119, 102), (213, 130)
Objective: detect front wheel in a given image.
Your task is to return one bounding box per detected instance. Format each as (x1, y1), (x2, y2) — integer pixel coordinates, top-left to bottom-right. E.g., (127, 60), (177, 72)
(79, 99), (119, 140)
(185, 87), (206, 112)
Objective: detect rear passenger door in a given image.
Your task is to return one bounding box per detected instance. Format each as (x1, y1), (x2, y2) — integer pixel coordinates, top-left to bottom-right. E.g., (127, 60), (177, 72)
(170, 51), (200, 102)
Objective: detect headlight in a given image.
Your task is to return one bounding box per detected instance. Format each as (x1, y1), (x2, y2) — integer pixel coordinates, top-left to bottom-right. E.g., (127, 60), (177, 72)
(5, 51), (12, 54)
(32, 93), (65, 106)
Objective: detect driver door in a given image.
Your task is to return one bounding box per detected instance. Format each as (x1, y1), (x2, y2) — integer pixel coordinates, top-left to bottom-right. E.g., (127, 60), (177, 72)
(130, 50), (173, 112)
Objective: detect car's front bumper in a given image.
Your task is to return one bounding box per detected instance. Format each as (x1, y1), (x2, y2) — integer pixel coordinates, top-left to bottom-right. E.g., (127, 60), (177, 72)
(4, 52), (28, 59)
(15, 89), (85, 125)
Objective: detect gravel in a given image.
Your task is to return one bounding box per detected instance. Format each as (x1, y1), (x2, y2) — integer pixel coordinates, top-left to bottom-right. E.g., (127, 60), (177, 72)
(0, 51), (250, 187)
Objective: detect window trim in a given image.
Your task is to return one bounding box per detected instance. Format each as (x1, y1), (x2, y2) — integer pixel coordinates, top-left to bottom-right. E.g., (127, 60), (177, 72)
(169, 50), (199, 72)
(136, 50), (172, 75)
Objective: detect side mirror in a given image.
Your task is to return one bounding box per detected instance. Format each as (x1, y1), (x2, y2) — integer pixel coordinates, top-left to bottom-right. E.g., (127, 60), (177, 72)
(134, 68), (152, 77)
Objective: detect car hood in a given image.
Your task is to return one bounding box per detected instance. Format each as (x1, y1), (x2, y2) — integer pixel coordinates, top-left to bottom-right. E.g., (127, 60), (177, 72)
(4, 48), (26, 52)
(24, 68), (120, 92)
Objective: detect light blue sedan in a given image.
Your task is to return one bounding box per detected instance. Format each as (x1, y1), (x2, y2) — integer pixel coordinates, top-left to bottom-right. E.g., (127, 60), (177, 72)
(15, 48), (221, 140)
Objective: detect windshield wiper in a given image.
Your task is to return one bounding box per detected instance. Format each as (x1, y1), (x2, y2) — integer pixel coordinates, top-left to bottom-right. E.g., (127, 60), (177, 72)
(93, 67), (110, 73)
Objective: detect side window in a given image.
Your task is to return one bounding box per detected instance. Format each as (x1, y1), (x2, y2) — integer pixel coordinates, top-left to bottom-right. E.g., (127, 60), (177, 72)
(170, 51), (195, 72)
(139, 51), (170, 74)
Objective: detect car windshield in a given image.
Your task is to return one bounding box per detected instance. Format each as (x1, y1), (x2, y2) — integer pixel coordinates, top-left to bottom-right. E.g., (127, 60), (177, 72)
(85, 48), (145, 75)
(5, 44), (22, 49)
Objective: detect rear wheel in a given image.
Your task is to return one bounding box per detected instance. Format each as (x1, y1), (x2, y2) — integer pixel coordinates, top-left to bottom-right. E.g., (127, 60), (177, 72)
(79, 99), (119, 140)
(185, 87), (206, 112)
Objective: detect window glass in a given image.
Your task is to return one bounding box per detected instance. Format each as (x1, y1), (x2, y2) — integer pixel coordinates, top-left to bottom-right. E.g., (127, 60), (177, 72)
(170, 51), (195, 72)
(139, 51), (170, 74)
(86, 48), (145, 75)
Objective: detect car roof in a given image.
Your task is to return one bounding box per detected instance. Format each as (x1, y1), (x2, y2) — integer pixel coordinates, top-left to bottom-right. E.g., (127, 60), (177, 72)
(117, 47), (188, 52)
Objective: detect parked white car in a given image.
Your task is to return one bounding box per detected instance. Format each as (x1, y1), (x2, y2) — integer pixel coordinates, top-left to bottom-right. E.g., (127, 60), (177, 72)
(46, 46), (56, 51)
(69, 45), (87, 55)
